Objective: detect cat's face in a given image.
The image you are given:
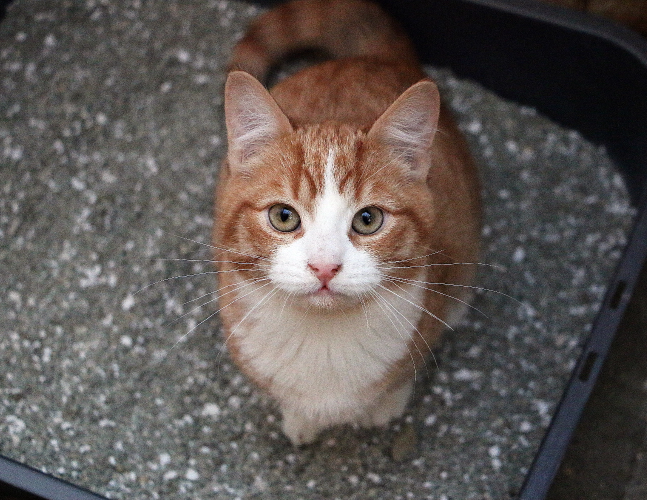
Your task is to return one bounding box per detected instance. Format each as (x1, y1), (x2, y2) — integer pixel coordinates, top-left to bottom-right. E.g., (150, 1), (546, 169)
(216, 125), (435, 310)
(215, 71), (441, 311)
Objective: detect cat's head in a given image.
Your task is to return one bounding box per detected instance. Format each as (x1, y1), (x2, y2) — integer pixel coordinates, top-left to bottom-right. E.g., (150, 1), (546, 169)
(216, 71), (440, 310)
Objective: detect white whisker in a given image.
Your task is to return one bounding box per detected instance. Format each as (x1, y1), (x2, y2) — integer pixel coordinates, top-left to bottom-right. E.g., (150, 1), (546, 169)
(383, 250), (445, 265)
(182, 275), (265, 305)
(278, 289), (295, 318)
(134, 271), (227, 295)
(358, 295), (371, 331)
(176, 277), (271, 320)
(171, 233), (271, 262)
(378, 262), (500, 271)
(389, 276), (520, 304)
(374, 287), (438, 373)
(217, 285), (282, 369)
(369, 290), (420, 382)
(377, 283), (452, 331)
(156, 257), (271, 268)
(225, 283), (280, 340)
(385, 276), (488, 318)
(134, 267), (264, 295)
(164, 279), (274, 357)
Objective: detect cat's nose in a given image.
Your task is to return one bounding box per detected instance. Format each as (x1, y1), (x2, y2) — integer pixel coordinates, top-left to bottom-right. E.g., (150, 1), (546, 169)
(308, 262), (341, 286)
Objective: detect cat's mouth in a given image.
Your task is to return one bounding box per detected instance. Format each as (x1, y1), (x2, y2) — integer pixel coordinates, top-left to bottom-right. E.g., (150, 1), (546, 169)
(307, 284), (343, 308)
(312, 284), (335, 298)
(307, 283), (371, 310)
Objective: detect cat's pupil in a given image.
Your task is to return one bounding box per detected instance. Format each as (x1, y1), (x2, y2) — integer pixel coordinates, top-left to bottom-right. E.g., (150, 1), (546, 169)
(361, 211), (372, 226)
(280, 208), (291, 222)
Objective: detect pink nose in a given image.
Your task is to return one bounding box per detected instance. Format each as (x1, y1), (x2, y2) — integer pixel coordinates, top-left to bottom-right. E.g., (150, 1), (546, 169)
(308, 262), (341, 286)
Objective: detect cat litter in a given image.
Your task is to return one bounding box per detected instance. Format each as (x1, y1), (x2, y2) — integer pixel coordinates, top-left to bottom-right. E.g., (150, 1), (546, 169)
(0, 1), (636, 499)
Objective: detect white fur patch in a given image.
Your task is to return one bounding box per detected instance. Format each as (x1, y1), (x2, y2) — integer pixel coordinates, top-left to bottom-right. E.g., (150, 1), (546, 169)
(268, 147), (381, 299)
(235, 278), (424, 431)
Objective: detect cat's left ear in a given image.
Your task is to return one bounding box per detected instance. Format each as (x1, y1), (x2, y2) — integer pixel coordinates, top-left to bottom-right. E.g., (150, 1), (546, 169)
(367, 79), (440, 180)
(224, 70), (293, 171)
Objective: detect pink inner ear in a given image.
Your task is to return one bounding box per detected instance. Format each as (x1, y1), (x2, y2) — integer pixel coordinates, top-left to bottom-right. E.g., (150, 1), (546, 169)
(367, 80), (440, 180)
(224, 71), (293, 168)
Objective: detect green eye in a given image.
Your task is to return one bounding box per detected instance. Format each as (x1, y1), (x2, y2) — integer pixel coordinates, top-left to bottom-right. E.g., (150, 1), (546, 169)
(268, 204), (301, 232)
(352, 206), (384, 235)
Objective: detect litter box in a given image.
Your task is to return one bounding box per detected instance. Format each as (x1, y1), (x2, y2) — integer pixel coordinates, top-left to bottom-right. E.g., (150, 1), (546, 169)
(1, 0), (646, 499)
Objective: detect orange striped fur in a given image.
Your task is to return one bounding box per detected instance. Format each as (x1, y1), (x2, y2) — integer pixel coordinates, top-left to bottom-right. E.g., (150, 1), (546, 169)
(213, 0), (481, 445)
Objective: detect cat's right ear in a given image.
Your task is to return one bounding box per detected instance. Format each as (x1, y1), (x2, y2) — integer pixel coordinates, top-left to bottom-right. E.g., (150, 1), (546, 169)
(224, 70), (293, 171)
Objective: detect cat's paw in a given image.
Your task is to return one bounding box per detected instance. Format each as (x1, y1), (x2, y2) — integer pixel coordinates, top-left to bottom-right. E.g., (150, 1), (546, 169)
(360, 380), (413, 428)
(281, 407), (322, 446)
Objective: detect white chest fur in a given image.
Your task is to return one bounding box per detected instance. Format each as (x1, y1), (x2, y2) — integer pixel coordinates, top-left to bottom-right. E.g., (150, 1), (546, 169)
(232, 283), (424, 436)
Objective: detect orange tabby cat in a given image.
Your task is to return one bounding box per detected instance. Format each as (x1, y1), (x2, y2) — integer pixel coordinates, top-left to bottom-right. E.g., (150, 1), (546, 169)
(213, 0), (481, 445)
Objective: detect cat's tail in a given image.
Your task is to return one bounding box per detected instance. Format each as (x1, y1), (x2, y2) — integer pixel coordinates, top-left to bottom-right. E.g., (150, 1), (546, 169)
(228, 0), (419, 82)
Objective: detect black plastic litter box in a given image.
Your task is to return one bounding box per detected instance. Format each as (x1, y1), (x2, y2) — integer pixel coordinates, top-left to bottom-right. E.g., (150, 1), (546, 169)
(1, 0), (646, 499)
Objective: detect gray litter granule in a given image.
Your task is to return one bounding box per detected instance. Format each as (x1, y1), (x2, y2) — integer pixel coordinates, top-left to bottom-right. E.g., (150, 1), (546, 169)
(0, 1), (636, 499)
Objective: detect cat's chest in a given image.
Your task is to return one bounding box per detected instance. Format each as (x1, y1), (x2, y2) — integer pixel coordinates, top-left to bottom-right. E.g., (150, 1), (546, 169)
(230, 287), (423, 406)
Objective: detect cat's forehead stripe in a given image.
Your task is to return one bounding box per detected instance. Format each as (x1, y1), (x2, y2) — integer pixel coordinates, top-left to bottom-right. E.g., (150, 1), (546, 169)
(293, 132), (367, 204)
(337, 140), (363, 198)
(324, 146), (336, 191)
(296, 159), (317, 200)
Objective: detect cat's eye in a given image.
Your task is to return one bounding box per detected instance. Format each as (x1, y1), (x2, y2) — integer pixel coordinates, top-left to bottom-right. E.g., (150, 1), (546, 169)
(268, 204), (301, 232)
(351, 206), (384, 235)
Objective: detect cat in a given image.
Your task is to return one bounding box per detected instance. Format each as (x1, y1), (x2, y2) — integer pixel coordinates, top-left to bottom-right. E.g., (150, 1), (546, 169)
(212, 0), (481, 446)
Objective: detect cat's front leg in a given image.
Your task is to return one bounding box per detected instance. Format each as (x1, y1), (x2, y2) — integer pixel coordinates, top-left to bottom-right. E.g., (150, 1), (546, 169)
(361, 379), (413, 428)
(281, 405), (324, 446)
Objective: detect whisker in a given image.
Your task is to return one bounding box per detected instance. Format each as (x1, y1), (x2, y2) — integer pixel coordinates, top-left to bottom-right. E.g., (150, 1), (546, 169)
(182, 278), (269, 306)
(226, 284), (280, 339)
(385, 276), (488, 318)
(171, 233), (271, 262)
(168, 295), (221, 327)
(383, 250), (445, 265)
(279, 301), (318, 370)
(369, 290), (420, 382)
(156, 258), (270, 268)
(358, 295), (371, 331)
(378, 262), (501, 271)
(355, 294), (417, 376)
(278, 289), (295, 318)
(173, 277), (271, 323)
(182, 275), (265, 305)
(389, 276), (521, 304)
(377, 283), (452, 331)
(374, 286), (438, 372)
(134, 271), (228, 295)
(134, 268), (264, 295)
(168, 279), (275, 359)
